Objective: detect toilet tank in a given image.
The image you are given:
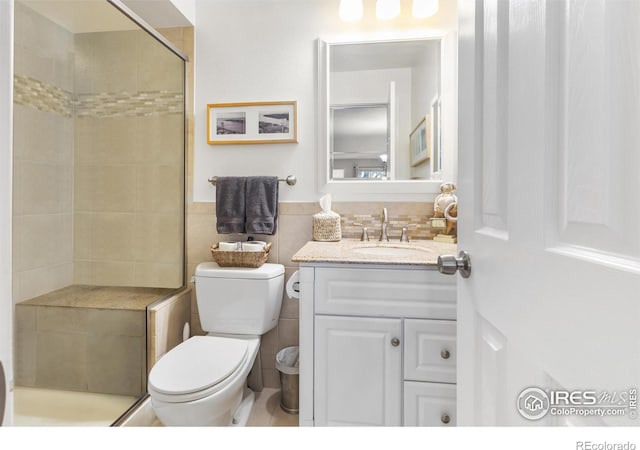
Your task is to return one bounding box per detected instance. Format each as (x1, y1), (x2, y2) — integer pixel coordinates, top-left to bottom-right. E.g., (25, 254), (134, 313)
(194, 262), (284, 335)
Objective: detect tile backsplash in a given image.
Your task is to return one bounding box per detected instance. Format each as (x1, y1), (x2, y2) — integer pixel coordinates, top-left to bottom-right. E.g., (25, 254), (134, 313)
(186, 200), (435, 387)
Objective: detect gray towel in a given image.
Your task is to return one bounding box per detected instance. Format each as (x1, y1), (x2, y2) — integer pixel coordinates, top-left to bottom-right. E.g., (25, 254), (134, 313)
(216, 176), (247, 234)
(245, 176), (279, 235)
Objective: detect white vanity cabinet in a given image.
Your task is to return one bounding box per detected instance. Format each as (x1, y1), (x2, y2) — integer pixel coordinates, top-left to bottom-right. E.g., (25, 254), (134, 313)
(298, 263), (457, 427)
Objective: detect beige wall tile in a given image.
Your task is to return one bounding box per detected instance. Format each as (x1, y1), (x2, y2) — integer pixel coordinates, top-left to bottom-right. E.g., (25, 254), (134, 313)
(134, 262), (183, 289)
(277, 318), (299, 351)
(260, 327), (278, 370)
(15, 214), (72, 272)
(137, 33), (184, 92)
(87, 334), (144, 396)
(262, 368), (280, 389)
(88, 309), (145, 337)
(37, 306), (88, 333)
(75, 117), (138, 165)
(134, 214), (182, 264)
(136, 115), (184, 166)
(14, 328), (36, 386)
(14, 263), (73, 303)
(90, 261), (136, 286)
(35, 331), (88, 390)
(186, 212), (217, 265)
(277, 214), (312, 266)
(91, 213), (135, 261)
(15, 305), (36, 331)
(136, 165), (183, 214)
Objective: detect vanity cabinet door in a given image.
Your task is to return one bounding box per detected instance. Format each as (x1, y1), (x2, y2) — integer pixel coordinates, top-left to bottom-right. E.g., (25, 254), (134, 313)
(314, 315), (402, 426)
(404, 381), (456, 427)
(404, 319), (456, 383)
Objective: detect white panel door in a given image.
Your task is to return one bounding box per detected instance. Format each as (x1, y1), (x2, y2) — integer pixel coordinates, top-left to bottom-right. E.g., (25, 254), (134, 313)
(457, 0), (640, 425)
(314, 315), (402, 426)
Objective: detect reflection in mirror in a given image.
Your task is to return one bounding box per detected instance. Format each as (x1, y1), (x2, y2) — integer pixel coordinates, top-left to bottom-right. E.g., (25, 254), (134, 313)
(331, 104), (389, 179)
(328, 38), (442, 181)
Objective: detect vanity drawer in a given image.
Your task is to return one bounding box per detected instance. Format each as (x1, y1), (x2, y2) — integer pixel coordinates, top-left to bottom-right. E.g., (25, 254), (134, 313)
(404, 319), (456, 383)
(314, 267), (456, 319)
(403, 381), (456, 427)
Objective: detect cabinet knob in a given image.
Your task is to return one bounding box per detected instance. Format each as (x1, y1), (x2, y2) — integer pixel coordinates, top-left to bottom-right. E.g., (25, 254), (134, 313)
(391, 337), (400, 347)
(441, 414), (451, 424)
(440, 349), (450, 359)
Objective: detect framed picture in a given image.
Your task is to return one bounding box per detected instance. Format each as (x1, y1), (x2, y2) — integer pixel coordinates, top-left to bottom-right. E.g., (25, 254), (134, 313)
(207, 101), (298, 145)
(410, 115), (431, 167)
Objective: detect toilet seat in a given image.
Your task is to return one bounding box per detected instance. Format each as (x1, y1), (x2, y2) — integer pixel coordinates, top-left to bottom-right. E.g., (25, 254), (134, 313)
(148, 336), (250, 403)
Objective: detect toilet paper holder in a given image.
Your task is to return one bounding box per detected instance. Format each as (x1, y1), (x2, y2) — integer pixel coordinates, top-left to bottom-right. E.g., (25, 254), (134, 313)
(286, 271), (301, 299)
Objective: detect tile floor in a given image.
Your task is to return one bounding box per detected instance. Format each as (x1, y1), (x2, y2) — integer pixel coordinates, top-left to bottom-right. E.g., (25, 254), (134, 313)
(246, 388), (299, 427)
(150, 388), (298, 427)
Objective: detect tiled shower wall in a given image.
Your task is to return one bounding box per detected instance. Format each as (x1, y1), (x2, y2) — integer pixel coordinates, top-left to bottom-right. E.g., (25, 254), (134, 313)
(186, 201), (435, 387)
(73, 30), (184, 289)
(13, 4), (187, 299)
(12, 3), (74, 303)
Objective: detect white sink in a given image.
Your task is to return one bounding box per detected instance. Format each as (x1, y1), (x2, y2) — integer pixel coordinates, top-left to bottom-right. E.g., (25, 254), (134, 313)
(352, 245), (432, 257)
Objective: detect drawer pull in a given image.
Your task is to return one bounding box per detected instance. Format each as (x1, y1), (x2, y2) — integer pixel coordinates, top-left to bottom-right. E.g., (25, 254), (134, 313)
(391, 337), (400, 347)
(441, 414), (451, 424)
(440, 349), (450, 359)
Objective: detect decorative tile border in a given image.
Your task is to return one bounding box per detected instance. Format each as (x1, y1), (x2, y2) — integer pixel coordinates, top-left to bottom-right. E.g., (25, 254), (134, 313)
(14, 74), (73, 118)
(340, 213), (436, 240)
(75, 91), (184, 118)
(198, 201), (438, 241)
(14, 73), (183, 118)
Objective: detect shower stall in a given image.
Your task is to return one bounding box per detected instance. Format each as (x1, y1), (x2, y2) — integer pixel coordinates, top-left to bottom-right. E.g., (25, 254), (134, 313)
(11, 0), (187, 426)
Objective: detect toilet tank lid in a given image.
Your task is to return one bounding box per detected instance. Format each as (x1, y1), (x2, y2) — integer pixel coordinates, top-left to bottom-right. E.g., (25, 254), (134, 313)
(195, 262), (284, 280)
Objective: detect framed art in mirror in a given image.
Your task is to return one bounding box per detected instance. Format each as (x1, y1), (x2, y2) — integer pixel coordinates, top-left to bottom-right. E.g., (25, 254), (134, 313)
(410, 115), (430, 167)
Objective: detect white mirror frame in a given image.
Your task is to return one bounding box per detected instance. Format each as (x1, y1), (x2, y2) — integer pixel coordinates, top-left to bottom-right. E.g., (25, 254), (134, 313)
(317, 32), (458, 201)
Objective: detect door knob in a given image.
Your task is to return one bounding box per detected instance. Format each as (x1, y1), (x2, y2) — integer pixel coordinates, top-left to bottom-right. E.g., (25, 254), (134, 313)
(437, 251), (471, 278)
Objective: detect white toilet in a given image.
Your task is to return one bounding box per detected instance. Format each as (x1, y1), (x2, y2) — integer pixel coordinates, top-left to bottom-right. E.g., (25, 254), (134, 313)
(148, 261), (284, 426)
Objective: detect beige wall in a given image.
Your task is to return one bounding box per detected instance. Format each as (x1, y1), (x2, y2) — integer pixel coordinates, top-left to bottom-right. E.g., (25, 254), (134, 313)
(12, 2), (74, 304)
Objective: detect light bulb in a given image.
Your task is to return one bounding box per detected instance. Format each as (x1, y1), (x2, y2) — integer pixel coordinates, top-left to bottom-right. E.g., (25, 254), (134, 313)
(376, 0), (400, 20)
(412, 0), (439, 18)
(339, 0), (363, 22)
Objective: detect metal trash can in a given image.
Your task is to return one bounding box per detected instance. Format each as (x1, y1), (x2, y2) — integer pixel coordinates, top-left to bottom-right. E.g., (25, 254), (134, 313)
(275, 346), (299, 414)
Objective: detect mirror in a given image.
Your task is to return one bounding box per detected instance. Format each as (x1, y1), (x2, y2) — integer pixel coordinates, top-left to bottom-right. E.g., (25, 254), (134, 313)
(328, 38), (442, 182)
(317, 34), (457, 199)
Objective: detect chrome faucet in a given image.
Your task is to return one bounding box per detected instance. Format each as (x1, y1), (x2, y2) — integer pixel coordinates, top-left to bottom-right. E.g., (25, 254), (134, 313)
(379, 207), (389, 242)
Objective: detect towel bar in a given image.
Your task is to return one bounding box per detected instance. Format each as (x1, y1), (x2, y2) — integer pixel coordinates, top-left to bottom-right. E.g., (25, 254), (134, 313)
(208, 175), (297, 186)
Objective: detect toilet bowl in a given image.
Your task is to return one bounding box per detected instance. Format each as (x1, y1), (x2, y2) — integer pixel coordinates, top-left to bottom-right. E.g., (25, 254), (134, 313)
(148, 335), (260, 426)
(147, 262), (284, 426)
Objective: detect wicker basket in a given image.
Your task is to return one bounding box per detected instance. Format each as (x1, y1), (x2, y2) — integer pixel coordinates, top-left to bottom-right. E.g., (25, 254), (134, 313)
(312, 211), (342, 242)
(210, 242), (272, 268)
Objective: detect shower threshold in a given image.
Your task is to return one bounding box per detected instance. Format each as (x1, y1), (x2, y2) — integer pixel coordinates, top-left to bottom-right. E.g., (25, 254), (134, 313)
(13, 386), (137, 426)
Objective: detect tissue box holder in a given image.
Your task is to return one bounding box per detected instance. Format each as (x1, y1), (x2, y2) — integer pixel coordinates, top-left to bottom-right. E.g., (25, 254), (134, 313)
(313, 211), (341, 241)
(210, 242), (272, 268)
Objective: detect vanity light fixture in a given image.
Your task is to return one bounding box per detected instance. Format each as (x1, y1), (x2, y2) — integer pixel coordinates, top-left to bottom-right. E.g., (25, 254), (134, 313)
(412, 0), (439, 18)
(339, 0), (364, 21)
(376, 0), (400, 20)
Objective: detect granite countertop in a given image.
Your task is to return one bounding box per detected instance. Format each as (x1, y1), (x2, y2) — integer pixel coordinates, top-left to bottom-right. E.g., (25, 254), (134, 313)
(292, 239), (457, 266)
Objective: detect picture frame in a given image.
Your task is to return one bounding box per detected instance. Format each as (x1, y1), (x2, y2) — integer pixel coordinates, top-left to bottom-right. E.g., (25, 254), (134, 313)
(409, 115), (431, 167)
(207, 101), (298, 145)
